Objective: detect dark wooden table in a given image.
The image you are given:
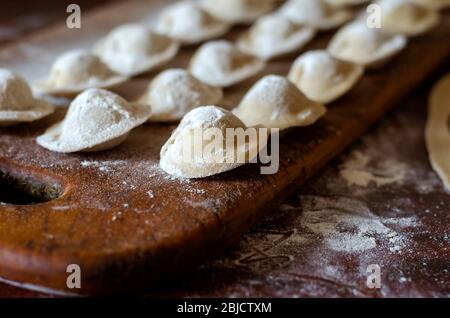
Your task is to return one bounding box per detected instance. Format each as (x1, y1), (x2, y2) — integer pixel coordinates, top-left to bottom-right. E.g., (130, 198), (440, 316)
(0, 1), (448, 298)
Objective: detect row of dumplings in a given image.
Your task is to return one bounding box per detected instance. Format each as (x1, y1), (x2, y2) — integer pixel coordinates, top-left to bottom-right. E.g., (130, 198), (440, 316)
(1, 0), (448, 178)
(36, 0), (282, 94)
(0, 42), (356, 128)
(0, 65), (324, 153)
(28, 0), (279, 97)
(31, 0), (447, 97)
(2, 0), (447, 120)
(156, 0), (450, 178)
(26, 0), (447, 102)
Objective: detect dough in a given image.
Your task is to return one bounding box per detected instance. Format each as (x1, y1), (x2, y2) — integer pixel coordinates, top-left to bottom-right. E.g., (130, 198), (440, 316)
(33, 49), (127, 96)
(137, 69), (223, 122)
(160, 106), (264, 178)
(155, 1), (231, 45)
(425, 74), (450, 191)
(189, 40), (266, 88)
(410, 0), (450, 10)
(328, 19), (407, 68)
(0, 69), (55, 126)
(237, 14), (316, 61)
(233, 75), (326, 130)
(288, 50), (364, 104)
(376, 0), (440, 36)
(94, 23), (179, 77)
(37, 88), (151, 153)
(279, 0), (353, 30)
(199, 0), (276, 24)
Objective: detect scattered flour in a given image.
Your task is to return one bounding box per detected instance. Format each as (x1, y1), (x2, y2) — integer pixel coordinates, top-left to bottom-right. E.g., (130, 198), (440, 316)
(339, 150), (407, 187)
(382, 216), (420, 227)
(216, 195), (421, 275)
(51, 205), (71, 211)
(80, 160), (127, 170)
(297, 195), (412, 253)
(80, 160), (127, 168)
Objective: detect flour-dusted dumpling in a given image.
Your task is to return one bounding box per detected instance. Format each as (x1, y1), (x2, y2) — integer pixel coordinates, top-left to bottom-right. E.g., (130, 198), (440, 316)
(33, 50), (127, 96)
(189, 40), (266, 87)
(199, 0), (276, 24)
(233, 75), (326, 130)
(410, 0), (450, 10)
(0, 69), (55, 126)
(237, 14), (316, 60)
(376, 0), (440, 36)
(94, 23), (179, 77)
(279, 0), (353, 30)
(160, 106), (265, 178)
(288, 50), (364, 104)
(37, 88), (151, 153)
(155, 1), (231, 45)
(425, 74), (450, 191)
(137, 69), (223, 122)
(325, 0), (370, 6)
(328, 20), (407, 68)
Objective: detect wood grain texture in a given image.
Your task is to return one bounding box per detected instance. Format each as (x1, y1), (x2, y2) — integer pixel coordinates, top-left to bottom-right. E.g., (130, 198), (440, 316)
(2, 77), (450, 298)
(0, 0), (449, 294)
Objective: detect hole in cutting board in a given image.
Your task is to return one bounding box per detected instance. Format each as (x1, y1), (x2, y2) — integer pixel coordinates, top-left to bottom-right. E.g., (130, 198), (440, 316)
(0, 168), (62, 205)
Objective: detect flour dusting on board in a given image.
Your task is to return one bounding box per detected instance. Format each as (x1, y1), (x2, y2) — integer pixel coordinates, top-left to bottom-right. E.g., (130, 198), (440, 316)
(80, 159), (128, 172)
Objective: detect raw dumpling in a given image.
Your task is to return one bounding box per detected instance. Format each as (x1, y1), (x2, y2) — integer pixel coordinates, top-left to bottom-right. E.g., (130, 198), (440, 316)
(155, 1), (231, 45)
(160, 106), (265, 178)
(233, 75), (326, 130)
(410, 0), (450, 10)
(279, 0), (353, 30)
(425, 74), (450, 191)
(34, 50), (127, 96)
(237, 14), (316, 60)
(189, 40), (266, 87)
(94, 23), (179, 76)
(325, 0), (370, 6)
(37, 88), (151, 153)
(376, 0), (440, 36)
(137, 69), (223, 122)
(0, 69), (55, 126)
(288, 50), (364, 104)
(199, 0), (276, 24)
(328, 20), (407, 67)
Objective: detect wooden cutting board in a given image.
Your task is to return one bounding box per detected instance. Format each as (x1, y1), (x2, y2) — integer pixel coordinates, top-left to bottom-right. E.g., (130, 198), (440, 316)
(0, 1), (449, 294)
